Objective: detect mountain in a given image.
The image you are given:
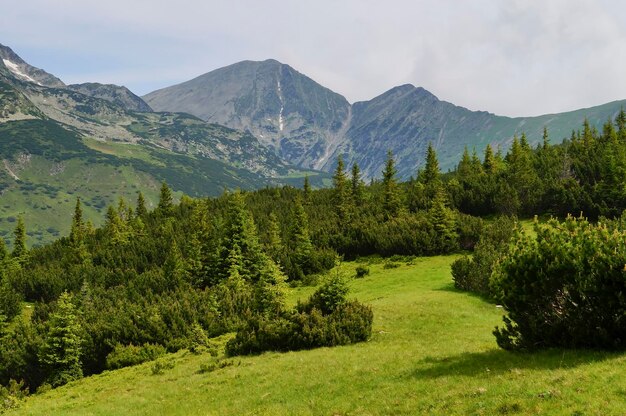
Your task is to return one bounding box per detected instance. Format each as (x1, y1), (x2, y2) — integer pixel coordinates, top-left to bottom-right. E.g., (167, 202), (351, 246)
(0, 43), (65, 87)
(144, 59), (352, 170)
(0, 45), (324, 246)
(67, 82), (153, 112)
(145, 60), (626, 179)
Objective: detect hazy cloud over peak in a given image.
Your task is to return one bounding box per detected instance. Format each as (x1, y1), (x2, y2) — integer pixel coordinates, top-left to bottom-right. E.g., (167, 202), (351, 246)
(2, 0), (626, 116)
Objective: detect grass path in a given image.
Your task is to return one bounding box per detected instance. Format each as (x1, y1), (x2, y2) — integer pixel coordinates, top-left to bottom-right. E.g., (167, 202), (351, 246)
(10, 256), (626, 415)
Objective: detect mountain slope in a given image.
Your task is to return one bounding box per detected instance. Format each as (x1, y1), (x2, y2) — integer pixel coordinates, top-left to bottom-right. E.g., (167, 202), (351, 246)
(144, 59), (352, 169)
(67, 82), (153, 112)
(0, 43), (65, 87)
(0, 45), (325, 246)
(145, 60), (626, 179)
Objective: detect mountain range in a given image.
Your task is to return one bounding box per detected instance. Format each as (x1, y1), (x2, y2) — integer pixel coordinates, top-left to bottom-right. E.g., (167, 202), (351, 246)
(1, 42), (625, 244)
(145, 60), (626, 179)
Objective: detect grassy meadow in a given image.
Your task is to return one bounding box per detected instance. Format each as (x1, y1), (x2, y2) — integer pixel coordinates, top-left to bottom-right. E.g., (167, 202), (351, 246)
(9, 256), (626, 415)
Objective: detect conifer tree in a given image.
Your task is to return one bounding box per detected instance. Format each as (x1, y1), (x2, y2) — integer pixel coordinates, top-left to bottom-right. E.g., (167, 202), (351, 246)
(457, 146), (472, 179)
(382, 150), (402, 219)
(542, 126), (550, 149)
(104, 205), (128, 244)
(163, 240), (186, 287)
(157, 182), (174, 216)
(483, 144), (497, 174)
(69, 198), (84, 246)
(40, 292), (83, 387)
(11, 216), (27, 259)
(136, 192), (148, 218)
(616, 107), (626, 142)
(266, 212), (283, 262)
(303, 175), (312, 204)
(428, 188), (458, 252)
(291, 197), (313, 272)
(0, 237), (6, 262)
(332, 156), (351, 221)
(220, 191), (266, 282)
(421, 142), (441, 186)
(351, 162), (365, 205)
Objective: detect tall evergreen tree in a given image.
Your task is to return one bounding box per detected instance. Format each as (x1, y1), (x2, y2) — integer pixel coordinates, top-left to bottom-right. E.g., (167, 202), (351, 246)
(616, 107), (626, 142)
(39, 292), (83, 387)
(351, 162), (365, 205)
(11, 216), (26, 259)
(136, 192), (148, 218)
(69, 198), (84, 246)
(303, 175), (312, 204)
(332, 156), (351, 221)
(0, 237), (6, 262)
(266, 212), (283, 262)
(382, 150), (402, 219)
(157, 182), (174, 216)
(421, 142), (441, 186)
(291, 197), (313, 273)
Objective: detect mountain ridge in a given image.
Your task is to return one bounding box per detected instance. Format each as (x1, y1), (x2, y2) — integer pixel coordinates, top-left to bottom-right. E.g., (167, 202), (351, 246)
(144, 59), (626, 178)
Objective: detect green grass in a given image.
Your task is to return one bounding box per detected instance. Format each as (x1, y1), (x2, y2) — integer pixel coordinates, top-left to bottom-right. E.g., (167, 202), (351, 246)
(9, 256), (626, 415)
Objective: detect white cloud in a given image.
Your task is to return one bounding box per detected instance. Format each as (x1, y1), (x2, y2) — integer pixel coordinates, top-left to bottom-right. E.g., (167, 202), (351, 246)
(2, 0), (626, 116)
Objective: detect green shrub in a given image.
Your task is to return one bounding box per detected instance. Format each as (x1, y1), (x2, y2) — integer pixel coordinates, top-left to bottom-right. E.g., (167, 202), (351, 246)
(150, 358), (175, 375)
(225, 275), (372, 356)
(492, 215), (626, 350)
(354, 266), (370, 278)
(451, 216), (517, 298)
(105, 343), (167, 370)
(0, 379), (27, 412)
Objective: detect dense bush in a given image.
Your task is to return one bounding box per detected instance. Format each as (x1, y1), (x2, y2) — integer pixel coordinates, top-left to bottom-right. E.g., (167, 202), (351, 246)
(492, 215), (626, 350)
(105, 343), (167, 370)
(451, 216), (517, 297)
(225, 276), (373, 356)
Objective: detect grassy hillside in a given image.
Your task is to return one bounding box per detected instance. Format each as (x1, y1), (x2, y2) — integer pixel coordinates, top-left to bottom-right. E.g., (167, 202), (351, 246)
(10, 256), (625, 415)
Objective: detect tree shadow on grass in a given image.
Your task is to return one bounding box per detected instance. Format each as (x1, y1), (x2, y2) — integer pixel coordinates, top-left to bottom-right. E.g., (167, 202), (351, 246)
(408, 348), (623, 379)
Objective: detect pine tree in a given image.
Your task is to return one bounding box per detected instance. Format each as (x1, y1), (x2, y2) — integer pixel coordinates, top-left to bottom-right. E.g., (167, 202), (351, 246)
(266, 212), (283, 262)
(303, 175), (312, 204)
(0, 237), (7, 262)
(291, 196), (313, 273)
(542, 126), (550, 150)
(428, 188), (458, 252)
(157, 182), (174, 216)
(40, 292), (83, 387)
(382, 150), (402, 219)
(136, 192), (148, 218)
(104, 205), (128, 244)
(351, 162), (365, 205)
(163, 240), (186, 287)
(220, 191), (266, 282)
(421, 142), (441, 186)
(616, 107), (626, 142)
(483, 144), (497, 174)
(332, 156), (351, 221)
(11, 216), (27, 259)
(69, 198), (84, 246)
(457, 146), (472, 179)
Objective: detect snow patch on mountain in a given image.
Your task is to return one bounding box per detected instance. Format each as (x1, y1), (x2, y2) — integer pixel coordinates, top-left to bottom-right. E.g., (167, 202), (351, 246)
(3, 59), (42, 85)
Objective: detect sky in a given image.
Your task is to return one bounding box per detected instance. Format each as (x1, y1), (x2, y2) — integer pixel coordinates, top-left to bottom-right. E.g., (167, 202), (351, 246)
(2, 0), (626, 117)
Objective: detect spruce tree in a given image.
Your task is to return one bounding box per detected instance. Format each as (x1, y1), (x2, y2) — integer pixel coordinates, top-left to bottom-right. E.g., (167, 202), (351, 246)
(136, 192), (148, 218)
(266, 212), (283, 262)
(69, 198), (84, 246)
(157, 182), (174, 217)
(40, 292), (83, 387)
(382, 150), (402, 219)
(11, 216), (27, 259)
(291, 196), (313, 273)
(421, 142), (441, 186)
(616, 107), (626, 142)
(303, 175), (312, 204)
(332, 156), (351, 222)
(483, 144), (497, 174)
(0, 237), (6, 262)
(351, 162), (365, 205)
(428, 187), (458, 252)
(163, 240), (186, 287)
(220, 191), (266, 282)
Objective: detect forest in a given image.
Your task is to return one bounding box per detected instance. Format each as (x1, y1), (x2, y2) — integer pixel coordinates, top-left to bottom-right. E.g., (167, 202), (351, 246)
(2, 111), (626, 400)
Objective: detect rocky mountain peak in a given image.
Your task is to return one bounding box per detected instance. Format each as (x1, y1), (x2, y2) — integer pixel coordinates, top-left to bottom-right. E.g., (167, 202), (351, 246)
(0, 43), (65, 88)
